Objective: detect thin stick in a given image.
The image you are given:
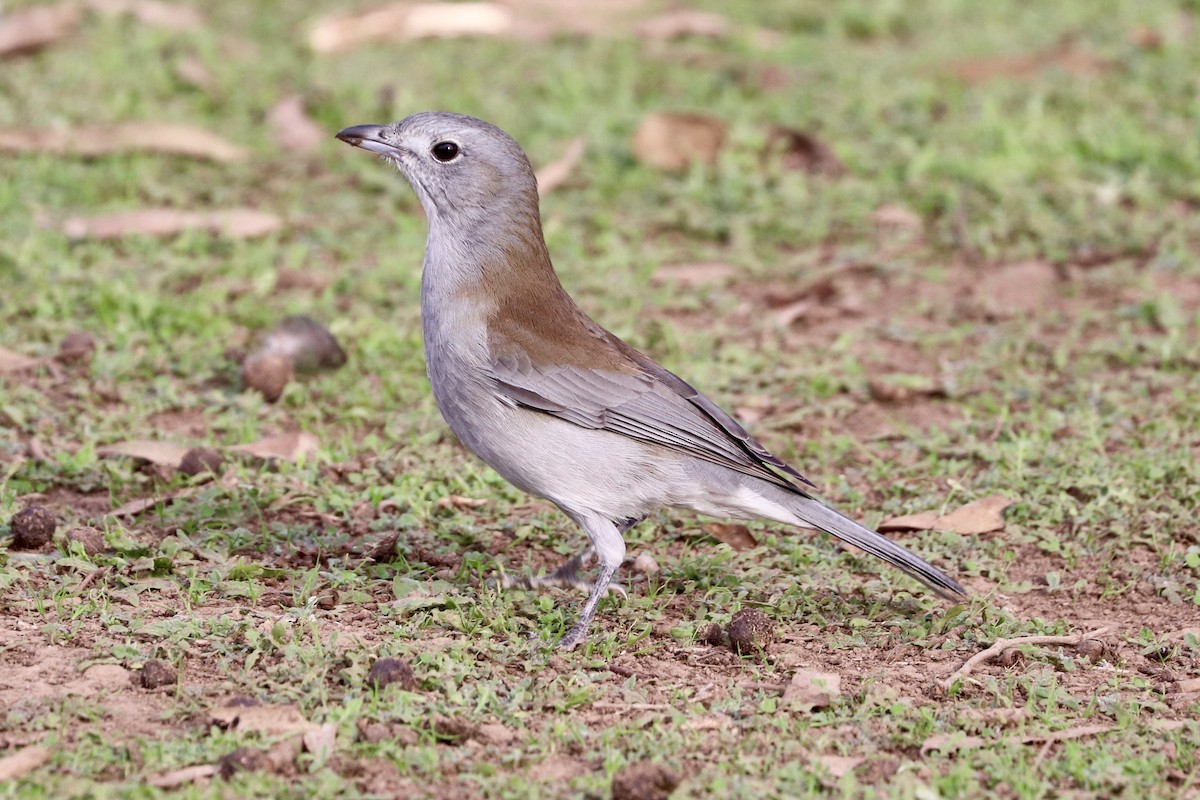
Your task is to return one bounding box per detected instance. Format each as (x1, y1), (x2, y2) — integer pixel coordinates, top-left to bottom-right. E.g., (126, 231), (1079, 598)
(941, 625), (1117, 692)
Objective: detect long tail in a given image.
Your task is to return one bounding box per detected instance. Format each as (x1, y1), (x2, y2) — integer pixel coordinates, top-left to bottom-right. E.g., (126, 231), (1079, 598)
(789, 495), (966, 599)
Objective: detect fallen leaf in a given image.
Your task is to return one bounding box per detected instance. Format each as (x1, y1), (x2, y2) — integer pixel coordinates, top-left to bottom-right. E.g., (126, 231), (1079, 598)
(936, 495), (1014, 535)
(944, 44), (1109, 83)
(173, 55), (215, 92)
(773, 299), (812, 328)
(107, 487), (199, 518)
(0, 745), (52, 781)
(866, 376), (946, 404)
(96, 440), (191, 469)
(872, 204), (923, 230)
(701, 522), (757, 552)
(61, 208), (282, 240)
(633, 112), (726, 171)
(253, 316), (347, 372)
(147, 764), (217, 789)
(767, 126), (845, 176)
(267, 95), (324, 155)
(876, 512), (941, 533)
(1176, 677), (1200, 694)
(210, 704), (317, 737)
(651, 262), (738, 287)
(0, 123), (245, 162)
(975, 261), (1059, 316)
(302, 723), (337, 761)
(0, 3), (80, 58)
(921, 732), (985, 755)
(814, 754), (863, 779)
(228, 432), (320, 462)
(309, 2), (513, 53)
(0, 346), (41, 374)
(534, 137), (586, 195)
(274, 268), (332, 294)
(784, 669), (841, 709)
(85, 0), (205, 30)
(436, 495), (489, 510)
(879, 495), (1013, 535)
(956, 708), (1028, 727)
(637, 10), (730, 41)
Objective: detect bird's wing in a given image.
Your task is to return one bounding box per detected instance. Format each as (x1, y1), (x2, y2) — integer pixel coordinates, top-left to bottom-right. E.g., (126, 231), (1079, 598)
(489, 347), (814, 493)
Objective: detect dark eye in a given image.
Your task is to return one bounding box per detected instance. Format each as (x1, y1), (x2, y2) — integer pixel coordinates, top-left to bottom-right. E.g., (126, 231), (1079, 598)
(431, 141), (460, 162)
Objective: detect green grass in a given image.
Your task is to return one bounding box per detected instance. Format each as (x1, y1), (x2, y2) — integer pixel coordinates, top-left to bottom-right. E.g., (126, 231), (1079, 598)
(1, 0), (1199, 797)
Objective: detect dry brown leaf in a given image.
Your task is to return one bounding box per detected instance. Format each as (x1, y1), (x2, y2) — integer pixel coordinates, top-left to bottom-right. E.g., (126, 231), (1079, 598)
(1176, 677), (1200, 694)
(436, 495), (489, 510)
(975, 261), (1059, 316)
(534, 137), (586, 195)
(814, 754), (863, 779)
(637, 10), (730, 41)
(210, 704), (317, 737)
(227, 431), (320, 462)
(876, 512), (941, 533)
(85, 0), (205, 30)
(0, 346), (41, 374)
(0, 745), (52, 781)
(147, 764), (217, 789)
(302, 723), (337, 761)
(651, 262), (738, 287)
(61, 208), (282, 240)
(767, 126), (845, 176)
(701, 522), (757, 552)
(936, 495), (1014, 535)
(872, 204), (922, 230)
(107, 487), (199, 518)
(173, 55), (215, 92)
(0, 123), (244, 162)
(879, 496), (1012, 535)
(96, 440), (191, 468)
(274, 268), (332, 294)
(254, 316), (347, 372)
(784, 669), (841, 709)
(267, 96), (324, 155)
(633, 112), (726, 171)
(926, 723), (1114, 756)
(945, 44), (1109, 83)
(309, 2), (512, 53)
(0, 3), (80, 57)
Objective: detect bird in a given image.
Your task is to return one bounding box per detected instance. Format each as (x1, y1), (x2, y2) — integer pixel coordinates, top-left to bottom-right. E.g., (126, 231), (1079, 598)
(336, 112), (966, 650)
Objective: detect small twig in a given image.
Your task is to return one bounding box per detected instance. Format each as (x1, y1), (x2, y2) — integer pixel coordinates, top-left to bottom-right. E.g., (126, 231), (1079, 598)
(590, 701), (672, 712)
(75, 567), (110, 593)
(942, 625), (1117, 691)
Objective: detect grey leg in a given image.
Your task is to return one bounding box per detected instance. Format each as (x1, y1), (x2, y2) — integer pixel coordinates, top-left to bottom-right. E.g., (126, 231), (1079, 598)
(556, 513), (626, 651)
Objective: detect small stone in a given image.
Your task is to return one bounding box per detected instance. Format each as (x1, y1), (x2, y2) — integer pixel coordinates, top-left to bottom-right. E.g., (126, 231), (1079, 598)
(56, 331), (96, 364)
(137, 659), (178, 689)
(726, 608), (774, 656)
(431, 716), (477, 743)
(367, 657), (416, 691)
(62, 525), (106, 556)
(1075, 638), (1107, 664)
(632, 552), (660, 575)
(217, 747), (266, 779)
(241, 353), (293, 402)
(10, 506), (57, 549)
(611, 761), (680, 800)
(697, 623), (725, 647)
(178, 447), (224, 477)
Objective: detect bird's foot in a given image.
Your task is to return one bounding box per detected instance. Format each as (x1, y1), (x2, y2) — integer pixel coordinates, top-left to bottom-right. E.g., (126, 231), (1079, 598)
(555, 622), (589, 651)
(501, 572), (626, 599)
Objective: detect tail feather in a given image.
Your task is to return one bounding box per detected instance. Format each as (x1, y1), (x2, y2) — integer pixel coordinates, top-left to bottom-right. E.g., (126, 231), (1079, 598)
(790, 495), (966, 599)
